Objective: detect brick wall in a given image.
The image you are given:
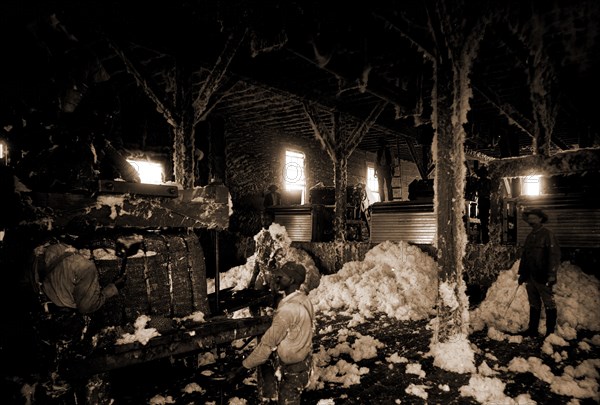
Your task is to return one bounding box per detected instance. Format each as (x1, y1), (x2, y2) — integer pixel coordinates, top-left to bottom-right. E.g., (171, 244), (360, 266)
(225, 125), (421, 235)
(362, 150), (421, 202)
(396, 158), (421, 201)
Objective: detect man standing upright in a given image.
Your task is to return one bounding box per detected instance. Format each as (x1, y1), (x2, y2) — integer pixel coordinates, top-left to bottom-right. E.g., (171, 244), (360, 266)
(263, 184), (282, 208)
(229, 261), (315, 404)
(517, 208), (561, 338)
(375, 137), (394, 202)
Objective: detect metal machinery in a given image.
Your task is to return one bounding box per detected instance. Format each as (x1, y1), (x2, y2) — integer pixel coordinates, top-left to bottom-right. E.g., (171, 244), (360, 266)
(370, 200), (436, 244)
(10, 180), (273, 402)
(268, 184), (370, 242)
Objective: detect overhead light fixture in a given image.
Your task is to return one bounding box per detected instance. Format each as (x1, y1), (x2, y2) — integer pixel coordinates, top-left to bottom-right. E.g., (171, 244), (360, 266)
(0, 140), (7, 165)
(523, 175), (541, 196)
(126, 159), (164, 185)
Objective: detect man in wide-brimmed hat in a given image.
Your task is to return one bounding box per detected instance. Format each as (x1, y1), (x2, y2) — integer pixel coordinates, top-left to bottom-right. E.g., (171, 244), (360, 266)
(264, 184), (281, 208)
(522, 208), (548, 223)
(517, 208), (561, 338)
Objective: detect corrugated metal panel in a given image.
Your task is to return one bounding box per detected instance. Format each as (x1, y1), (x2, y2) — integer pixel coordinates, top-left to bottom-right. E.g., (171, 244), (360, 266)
(516, 195), (600, 248)
(370, 201), (436, 244)
(272, 207), (313, 242)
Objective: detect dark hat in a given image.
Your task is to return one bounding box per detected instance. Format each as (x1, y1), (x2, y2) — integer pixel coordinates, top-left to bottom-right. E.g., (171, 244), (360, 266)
(523, 208), (548, 223)
(268, 184), (279, 192)
(275, 262), (306, 285)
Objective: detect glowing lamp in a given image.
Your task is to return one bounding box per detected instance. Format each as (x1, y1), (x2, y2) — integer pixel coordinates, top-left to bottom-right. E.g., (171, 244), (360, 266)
(126, 159), (164, 185)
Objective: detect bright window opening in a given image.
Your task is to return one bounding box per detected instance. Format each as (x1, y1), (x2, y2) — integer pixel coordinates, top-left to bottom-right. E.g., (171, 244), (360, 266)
(126, 159), (164, 184)
(284, 150), (305, 204)
(367, 165), (381, 202)
(523, 175), (541, 196)
(0, 141), (7, 163)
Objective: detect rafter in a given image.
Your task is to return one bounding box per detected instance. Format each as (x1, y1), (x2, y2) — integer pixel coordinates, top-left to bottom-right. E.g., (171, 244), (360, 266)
(473, 84), (567, 150)
(348, 101), (388, 155)
(405, 137), (428, 180)
(303, 102), (335, 161)
(108, 40), (179, 128)
(196, 78), (240, 122)
(193, 29), (248, 124)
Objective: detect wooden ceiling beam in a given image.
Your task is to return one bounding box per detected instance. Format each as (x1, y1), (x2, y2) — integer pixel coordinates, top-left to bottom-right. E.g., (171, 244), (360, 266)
(193, 29), (248, 125)
(108, 40), (179, 127)
(286, 48), (414, 110)
(473, 84), (568, 151)
(348, 101), (388, 155)
(224, 70), (420, 145)
(405, 137), (428, 180)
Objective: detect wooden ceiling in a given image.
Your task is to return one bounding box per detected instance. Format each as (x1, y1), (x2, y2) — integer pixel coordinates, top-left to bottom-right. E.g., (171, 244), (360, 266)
(2, 0), (599, 169)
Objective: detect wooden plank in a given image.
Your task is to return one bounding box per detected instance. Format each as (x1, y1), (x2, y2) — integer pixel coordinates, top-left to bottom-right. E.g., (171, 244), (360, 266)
(97, 180), (179, 198)
(123, 254), (150, 320)
(168, 235), (195, 317)
(24, 187), (230, 230)
(144, 235), (172, 316)
(182, 234), (210, 315)
(63, 316), (272, 377)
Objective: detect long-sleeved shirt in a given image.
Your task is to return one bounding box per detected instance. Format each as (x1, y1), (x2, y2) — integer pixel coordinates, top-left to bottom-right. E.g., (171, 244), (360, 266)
(518, 226), (561, 284)
(243, 290), (314, 368)
(41, 243), (118, 314)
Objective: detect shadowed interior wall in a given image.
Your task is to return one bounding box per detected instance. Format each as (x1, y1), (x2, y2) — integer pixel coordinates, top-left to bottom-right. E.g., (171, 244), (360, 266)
(225, 125), (385, 236)
(219, 125), (422, 275)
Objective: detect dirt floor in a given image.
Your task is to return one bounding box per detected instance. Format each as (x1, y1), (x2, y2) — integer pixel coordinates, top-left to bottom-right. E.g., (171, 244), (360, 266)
(3, 311), (597, 405)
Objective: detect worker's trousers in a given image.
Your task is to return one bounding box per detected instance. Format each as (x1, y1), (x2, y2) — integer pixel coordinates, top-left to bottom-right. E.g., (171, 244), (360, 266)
(278, 354), (312, 405)
(525, 279), (556, 310)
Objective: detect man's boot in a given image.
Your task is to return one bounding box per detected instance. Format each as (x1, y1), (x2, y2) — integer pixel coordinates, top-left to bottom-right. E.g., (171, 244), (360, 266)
(521, 306), (540, 337)
(545, 308), (557, 337)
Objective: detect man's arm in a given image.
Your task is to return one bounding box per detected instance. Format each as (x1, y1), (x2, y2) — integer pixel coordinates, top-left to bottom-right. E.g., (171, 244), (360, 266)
(248, 260), (261, 289)
(242, 307), (290, 369)
(546, 230), (561, 284)
(72, 256), (117, 313)
(517, 244), (527, 281)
